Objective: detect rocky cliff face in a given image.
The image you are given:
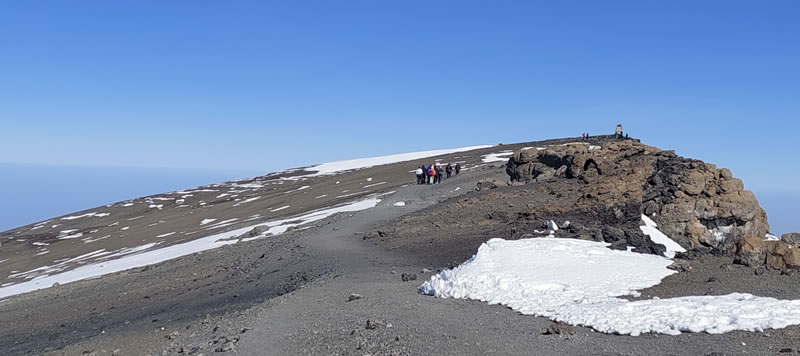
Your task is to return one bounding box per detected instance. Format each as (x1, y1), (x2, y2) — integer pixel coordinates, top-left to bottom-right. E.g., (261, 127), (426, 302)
(505, 140), (769, 251)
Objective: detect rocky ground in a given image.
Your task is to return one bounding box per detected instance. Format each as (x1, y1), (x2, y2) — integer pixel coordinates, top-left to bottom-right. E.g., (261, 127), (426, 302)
(1, 137), (799, 356)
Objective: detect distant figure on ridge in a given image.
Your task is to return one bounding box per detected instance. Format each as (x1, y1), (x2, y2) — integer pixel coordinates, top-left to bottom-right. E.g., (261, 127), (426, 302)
(428, 164), (436, 184)
(415, 166), (425, 184)
(445, 163), (453, 179)
(615, 124), (624, 139)
(436, 165), (444, 183)
(455, 163), (461, 175)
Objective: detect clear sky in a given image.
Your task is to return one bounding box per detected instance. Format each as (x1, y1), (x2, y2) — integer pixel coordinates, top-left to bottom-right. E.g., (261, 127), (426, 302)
(0, 1), (798, 231)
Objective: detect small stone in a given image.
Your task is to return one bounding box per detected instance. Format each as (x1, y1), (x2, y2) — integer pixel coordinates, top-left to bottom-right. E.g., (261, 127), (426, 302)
(781, 269), (796, 276)
(667, 260), (692, 272)
(421, 268), (432, 274)
(401, 273), (418, 282)
(366, 319), (383, 330)
(542, 322), (575, 336)
(706, 276), (718, 283)
(347, 294), (363, 302)
(779, 347), (793, 353)
(755, 267), (767, 276)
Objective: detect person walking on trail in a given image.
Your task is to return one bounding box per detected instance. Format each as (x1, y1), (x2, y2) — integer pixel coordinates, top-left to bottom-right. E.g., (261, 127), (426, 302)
(445, 164), (453, 179)
(455, 163), (461, 175)
(428, 165), (436, 184)
(415, 166), (424, 184)
(436, 166), (444, 184)
(615, 124), (623, 139)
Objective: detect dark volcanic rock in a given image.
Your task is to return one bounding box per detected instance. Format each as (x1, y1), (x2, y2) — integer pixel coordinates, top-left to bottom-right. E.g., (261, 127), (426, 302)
(401, 273), (417, 282)
(505, 140), (769, 251)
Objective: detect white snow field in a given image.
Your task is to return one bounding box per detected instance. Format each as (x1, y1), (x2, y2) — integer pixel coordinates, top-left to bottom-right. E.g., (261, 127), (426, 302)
(421, 238), (800, 336)
(305, 145), (491, 176)
(0, 198), (382, 300)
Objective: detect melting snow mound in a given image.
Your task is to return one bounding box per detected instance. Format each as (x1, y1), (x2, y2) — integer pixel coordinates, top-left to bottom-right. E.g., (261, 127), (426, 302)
(420, 238), (800, 335)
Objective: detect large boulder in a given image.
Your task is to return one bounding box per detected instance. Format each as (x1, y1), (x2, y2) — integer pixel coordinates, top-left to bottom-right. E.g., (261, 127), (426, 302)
(505, 140), (770, 251)
(476, 178), (506, 191)
(782, 233), (800, 248)
(734, 236), (796, 270)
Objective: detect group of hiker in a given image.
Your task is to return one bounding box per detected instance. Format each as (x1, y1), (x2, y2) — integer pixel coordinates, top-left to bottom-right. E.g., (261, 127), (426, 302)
(415, 163), (460, 184)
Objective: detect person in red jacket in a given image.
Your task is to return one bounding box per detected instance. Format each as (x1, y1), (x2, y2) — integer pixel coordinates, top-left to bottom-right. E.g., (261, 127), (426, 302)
(428, 164), (436, 184)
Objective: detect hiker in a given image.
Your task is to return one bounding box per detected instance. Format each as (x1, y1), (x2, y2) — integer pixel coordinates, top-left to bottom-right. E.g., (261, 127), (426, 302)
(615, 124), (623, 139)
(415, 166), (424, 184)
(436, 166), (444, 183)
(455, 163), (461, 175)
(428, 165), (436, 184)
(445, 163), (453, 179)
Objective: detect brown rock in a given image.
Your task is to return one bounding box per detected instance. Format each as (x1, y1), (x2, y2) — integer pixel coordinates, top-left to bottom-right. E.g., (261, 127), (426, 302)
(784, 248), (800, 268)
(736, 237), (766, 267)
(504, 140), (770, 251)
(766, 254), (786, 270)
(476, 178), (506, 191)
(781, 233), (800, 248)
(765, 241), (791, 256)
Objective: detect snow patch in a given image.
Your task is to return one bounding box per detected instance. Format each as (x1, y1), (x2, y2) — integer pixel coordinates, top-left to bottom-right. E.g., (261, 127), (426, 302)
(232, 196), (260, 207)
(393, 202), (406, 207)
(61, 212), (110, 220)
(481, 150), (513, 163)
(640, 215), (686, 259)
(421, 238), (800, 335)
(270, 206), (290, 213)
(0, 198), (382, 300)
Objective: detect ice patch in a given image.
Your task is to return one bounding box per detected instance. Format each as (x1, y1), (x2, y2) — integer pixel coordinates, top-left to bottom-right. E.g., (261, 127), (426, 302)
(205, 218), (239, 230)
(149, 204), (163, 210)
(421, 238), (800, 335)
(393, 202), (406, 207)
(270, 206), (290, 213)
(157, 232), (176, 238)
(200, 218), (217, 225)
(57, 230), (84, 240)
(61, 212), (110, 220)
(232, 196), (261, 207)
(640, 215), (686, 259)
(363, 181), (387, 189)
(765, 233), (780, 241)
(82, 235), (110, 244)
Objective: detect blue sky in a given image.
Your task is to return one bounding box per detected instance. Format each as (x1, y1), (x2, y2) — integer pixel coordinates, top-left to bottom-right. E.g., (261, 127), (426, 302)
(0, 1), (798, 231)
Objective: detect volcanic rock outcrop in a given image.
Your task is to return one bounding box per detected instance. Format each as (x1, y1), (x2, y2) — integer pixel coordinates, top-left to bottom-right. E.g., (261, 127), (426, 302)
(505, 140), (769, 251)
